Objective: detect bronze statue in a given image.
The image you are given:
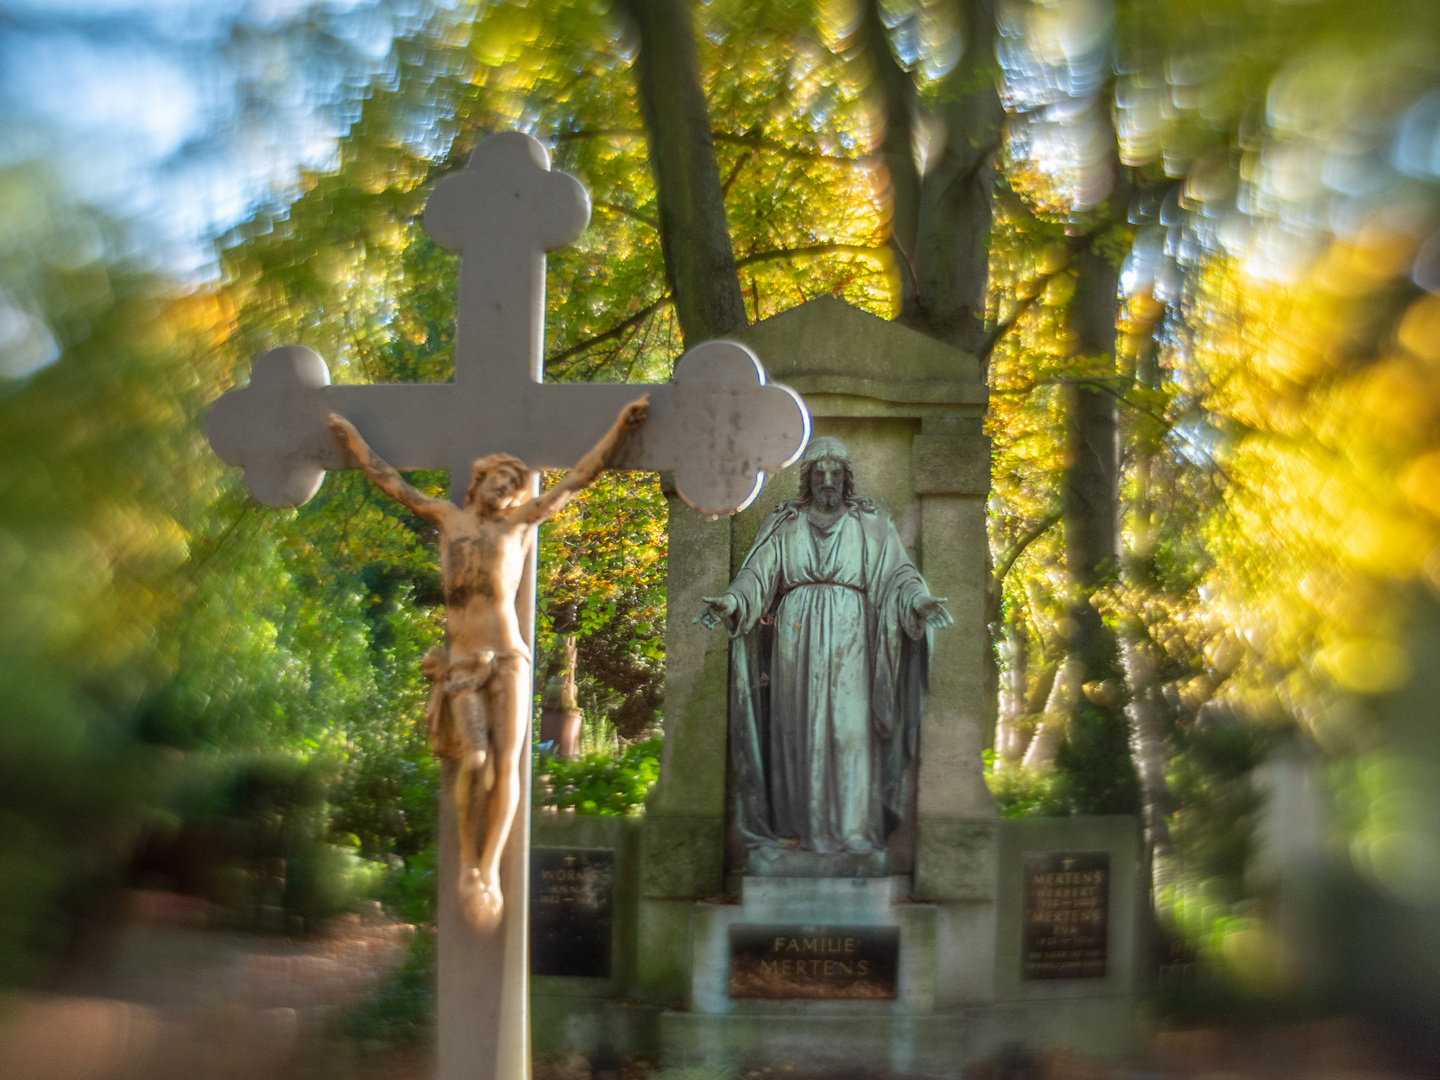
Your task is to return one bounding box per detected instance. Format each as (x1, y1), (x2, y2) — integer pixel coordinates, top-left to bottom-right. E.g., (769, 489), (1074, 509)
(329, 395), (649, 928)
(697, 436), (950, 864)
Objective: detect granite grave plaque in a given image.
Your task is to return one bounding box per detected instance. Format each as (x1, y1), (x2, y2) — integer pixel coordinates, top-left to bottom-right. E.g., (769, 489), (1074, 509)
(728, 924), (899, 999)
(530, 847), (613, 978)
(1022, 850), (1109, 980)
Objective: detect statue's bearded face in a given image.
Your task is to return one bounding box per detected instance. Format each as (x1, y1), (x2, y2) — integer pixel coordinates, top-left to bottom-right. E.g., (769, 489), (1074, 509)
(468, 462), (526, 511)
(809, 457), (846, 512)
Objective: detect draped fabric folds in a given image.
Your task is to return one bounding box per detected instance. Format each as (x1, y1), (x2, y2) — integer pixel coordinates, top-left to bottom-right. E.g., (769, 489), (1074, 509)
(721, 498), (933, 854)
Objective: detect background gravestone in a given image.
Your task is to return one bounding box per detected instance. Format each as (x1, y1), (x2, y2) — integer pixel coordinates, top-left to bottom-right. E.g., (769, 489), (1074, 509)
(531, 848), (614, 979)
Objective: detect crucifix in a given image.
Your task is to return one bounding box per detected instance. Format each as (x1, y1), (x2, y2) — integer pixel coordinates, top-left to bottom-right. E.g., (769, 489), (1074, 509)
(207, 131), (809, 1080)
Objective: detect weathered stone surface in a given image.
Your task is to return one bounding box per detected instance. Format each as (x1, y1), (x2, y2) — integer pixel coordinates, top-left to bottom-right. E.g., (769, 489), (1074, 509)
(204, 130), (814, 1080)
(639, 815), (726, 899)
(913, 819), (998, 901)
(634, 899), (697, 1003)
(736, 295), (983, 391)
(689, 876), (937, 1015)
(209, 136), (808, 517)
(912, 433), (991, 496)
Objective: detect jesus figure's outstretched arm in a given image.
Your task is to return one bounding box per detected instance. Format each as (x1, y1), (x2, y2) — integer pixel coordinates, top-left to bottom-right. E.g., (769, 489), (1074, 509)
(510, 394), (650, 525)
(328, 414), (450, 524)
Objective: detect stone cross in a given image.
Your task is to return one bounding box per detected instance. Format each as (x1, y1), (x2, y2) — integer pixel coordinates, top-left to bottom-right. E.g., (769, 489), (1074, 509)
(206, 131), (810, 1080)
(209, 133), (807, 516)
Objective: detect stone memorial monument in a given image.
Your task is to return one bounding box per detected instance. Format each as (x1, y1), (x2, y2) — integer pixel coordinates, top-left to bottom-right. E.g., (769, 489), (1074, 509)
(206, 131), (810, 1080)
(530, 298), (1145, 1074)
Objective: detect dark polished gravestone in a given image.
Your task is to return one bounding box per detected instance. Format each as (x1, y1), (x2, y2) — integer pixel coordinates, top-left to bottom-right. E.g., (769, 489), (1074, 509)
(727, 924), (899, 1000)
(530, 848), (614, 978)
(1021, 851), (1110, 980)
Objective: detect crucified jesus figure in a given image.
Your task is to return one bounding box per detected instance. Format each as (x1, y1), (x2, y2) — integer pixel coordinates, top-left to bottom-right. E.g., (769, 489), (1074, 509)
(328, 395), (649, 929)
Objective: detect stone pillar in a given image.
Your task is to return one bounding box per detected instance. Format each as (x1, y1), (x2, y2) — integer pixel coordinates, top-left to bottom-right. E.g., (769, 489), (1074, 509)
(911, 416), (998, 1006)
(635, 480), (731, 1002)
(437, 539), (534, 1080)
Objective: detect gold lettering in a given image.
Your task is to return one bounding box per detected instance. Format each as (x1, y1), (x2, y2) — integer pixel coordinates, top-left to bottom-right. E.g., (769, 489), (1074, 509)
(839, 961), (853, 975)
(857, 960), (869, 976)
(760, 961), (778, 976)
(773, 937), (786, 952)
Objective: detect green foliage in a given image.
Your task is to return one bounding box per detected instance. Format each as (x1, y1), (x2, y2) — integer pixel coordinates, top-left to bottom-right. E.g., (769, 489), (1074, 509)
(342, 926), (437, 1050)
(1053, 701), (1142, 816)
(536, 734), (662, 816)
(987, 761), (1065, 819)
(536, 470), (668, 739)
(0, 158), (229, 985)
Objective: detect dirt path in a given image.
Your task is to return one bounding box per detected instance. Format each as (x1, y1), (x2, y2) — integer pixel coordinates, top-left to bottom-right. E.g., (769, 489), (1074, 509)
(0, 892), (428, 1080)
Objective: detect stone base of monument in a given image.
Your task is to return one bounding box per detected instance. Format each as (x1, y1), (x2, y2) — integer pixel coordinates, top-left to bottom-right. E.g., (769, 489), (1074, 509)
(529, 810), (1142, 1072)
(652, 816), (1143, 1076)
(661, 996), (1140, 1075)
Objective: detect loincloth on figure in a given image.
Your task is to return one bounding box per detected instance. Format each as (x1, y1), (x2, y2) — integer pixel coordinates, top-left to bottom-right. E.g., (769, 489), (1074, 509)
(421, 645), (531, 760)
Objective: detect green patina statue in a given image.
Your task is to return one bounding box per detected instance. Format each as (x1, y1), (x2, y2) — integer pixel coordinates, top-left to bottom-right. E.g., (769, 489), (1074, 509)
(697, 436), (952, 863)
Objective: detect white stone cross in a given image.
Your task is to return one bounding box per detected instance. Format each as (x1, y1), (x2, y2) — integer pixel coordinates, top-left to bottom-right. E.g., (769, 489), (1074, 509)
(205, 130), (809, 1080)
(208, 132), (808, 513)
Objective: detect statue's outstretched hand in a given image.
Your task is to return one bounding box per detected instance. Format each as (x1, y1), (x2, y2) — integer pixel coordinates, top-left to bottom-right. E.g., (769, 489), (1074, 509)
(620, 393), (650, 430)
(328, 412), (360, 449)
(696, 594), (738, 630)
(918, 594), (953, 630)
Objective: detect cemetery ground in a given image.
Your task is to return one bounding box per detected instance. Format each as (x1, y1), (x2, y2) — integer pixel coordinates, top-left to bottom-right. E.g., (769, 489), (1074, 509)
(0, 883), (1430, 1080)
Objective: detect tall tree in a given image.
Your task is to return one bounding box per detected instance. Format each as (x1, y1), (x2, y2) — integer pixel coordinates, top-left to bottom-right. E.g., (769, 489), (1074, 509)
(615, 0), (748, 345)
(860, 0), (1003, 352)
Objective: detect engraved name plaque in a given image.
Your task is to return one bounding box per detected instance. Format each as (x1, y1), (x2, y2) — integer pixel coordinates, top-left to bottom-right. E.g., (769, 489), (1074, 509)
(728, 924), (899, 1000)
(530, 847), (613, 978)
(1022, 850), (1109, 980)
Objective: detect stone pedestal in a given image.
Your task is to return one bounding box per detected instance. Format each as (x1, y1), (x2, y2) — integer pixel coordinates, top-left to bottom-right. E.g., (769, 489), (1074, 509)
(688, 877), (938, 1014)
(653, 817), (1143, 1075)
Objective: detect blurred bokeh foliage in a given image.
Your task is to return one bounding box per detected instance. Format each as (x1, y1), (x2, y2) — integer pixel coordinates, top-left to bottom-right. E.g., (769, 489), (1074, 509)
(6, 0), (1440, 1036)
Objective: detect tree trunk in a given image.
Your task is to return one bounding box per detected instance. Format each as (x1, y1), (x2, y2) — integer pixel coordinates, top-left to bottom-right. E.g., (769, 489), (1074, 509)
(863, 0), (1003, 353)
(911, 0), (1004, 354)
(859, 0), (922, 323)
(616, 0), (747, 346)
(1023, 656), (1079, 770)
(539, 634), (583, 758)
(1121, 335), (1173, 884)
(858, 0), (1005, 741)
(1053, 238), (1139, 813)
(995, 607), (1029, 763)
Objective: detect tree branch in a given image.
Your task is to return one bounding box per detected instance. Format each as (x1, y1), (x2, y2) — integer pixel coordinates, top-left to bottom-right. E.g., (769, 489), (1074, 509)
(592, 200), (659, 230)
(987, 509), (1063, 623)
(713, 130), (869, 165)
(546, 297), (669, 370)
(978, 224), (1106, 375)
(552, 127), (868, 165)
(721, 149), (754, 198)
(735, 243), (886, 270)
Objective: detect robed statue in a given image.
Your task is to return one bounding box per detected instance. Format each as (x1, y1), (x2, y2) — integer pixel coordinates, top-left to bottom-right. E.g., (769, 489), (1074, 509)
(697, 436), (952, 860)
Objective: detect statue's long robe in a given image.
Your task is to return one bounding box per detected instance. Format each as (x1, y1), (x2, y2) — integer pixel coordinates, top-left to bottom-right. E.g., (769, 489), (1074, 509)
(721, 499), (933, 853)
